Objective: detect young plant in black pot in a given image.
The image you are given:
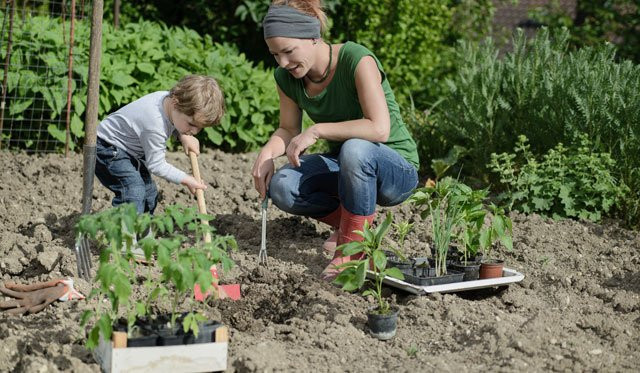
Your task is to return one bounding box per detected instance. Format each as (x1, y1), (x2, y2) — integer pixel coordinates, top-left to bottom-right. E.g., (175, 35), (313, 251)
(76, 204), (237, 349)
(333, 212), (404, 341)
(409, 178), (465, 285)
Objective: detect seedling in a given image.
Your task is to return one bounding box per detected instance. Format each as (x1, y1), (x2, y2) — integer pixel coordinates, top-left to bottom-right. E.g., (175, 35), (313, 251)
(479, 204), (513, 260)
(333, 212), (404, 314)
(411, 177), (514, 266)
(392, 220), (414, 249)
(76, 203), (237, 349)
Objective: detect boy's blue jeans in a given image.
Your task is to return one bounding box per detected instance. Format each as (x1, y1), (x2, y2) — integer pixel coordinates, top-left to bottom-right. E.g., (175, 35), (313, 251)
(269, 139), (419, 217)
(95, 137), (158, 214)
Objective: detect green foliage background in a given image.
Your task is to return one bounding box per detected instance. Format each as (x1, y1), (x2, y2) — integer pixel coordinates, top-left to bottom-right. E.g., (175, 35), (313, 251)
(3, 14), (279, 152)
(531, 0), (640, 63)
(104, 0), (497, 108)
(426, 28), (640, 225)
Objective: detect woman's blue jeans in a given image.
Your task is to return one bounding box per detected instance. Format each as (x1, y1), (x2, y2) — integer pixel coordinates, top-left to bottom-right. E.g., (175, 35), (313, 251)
(95, 137), (158, 214)
(269, 139), (419, 217)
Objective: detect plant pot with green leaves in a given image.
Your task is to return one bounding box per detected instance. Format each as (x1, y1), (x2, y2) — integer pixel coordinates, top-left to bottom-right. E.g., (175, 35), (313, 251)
(75, 203), (237, 350)
(333, 212), (405, 341)
(408, 178), (466, 286)
(478, 204), (513, 279)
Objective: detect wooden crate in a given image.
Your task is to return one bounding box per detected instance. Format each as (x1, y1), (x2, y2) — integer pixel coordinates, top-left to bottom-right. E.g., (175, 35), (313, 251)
(94, 326), (229, 373)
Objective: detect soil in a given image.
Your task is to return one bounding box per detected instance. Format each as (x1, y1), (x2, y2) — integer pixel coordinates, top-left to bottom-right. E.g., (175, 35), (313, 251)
(1, 149), (639, 372)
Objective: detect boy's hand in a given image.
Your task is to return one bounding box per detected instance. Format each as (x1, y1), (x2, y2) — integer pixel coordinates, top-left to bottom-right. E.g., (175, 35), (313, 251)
(180, 134), (200, 156)
(181, 175), (207, 195)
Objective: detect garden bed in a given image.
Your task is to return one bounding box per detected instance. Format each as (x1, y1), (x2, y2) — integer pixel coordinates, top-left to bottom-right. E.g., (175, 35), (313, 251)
(0, 150), (639, 372)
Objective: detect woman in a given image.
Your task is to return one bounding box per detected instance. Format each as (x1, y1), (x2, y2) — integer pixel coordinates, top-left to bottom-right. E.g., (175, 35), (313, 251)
(252, 0), (419, 280)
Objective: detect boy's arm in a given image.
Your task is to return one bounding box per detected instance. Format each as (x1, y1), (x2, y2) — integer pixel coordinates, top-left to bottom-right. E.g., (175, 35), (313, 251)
(178, 134), (200, 156)
(140, 130), (189, 184)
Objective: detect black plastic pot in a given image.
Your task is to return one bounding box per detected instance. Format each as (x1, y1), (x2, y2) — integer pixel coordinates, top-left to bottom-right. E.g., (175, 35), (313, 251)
(384, 251), (412, 270)
(113, 318), (159, 347)
(367, 307), (399, 341)
(127, 333), (158, 347)
(403, 270), (465, 286)
(448, 262), (480, 281)
(157, 323), (187, 346)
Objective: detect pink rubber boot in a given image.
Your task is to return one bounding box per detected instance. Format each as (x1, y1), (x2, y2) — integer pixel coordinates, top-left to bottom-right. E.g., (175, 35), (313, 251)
(316, 207), (341, 255)
(320, 206), (375, 281)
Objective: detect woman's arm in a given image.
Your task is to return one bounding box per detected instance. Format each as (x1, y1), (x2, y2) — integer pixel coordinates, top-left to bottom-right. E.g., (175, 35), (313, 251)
(261, 86), (303, 159)
(286, 56), (391, 167)
(252, 86), (302, 198)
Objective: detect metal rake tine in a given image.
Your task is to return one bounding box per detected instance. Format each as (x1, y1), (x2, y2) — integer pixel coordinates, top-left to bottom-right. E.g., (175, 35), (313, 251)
(74, 234), (92, 280)
(259, 198), (268, 266)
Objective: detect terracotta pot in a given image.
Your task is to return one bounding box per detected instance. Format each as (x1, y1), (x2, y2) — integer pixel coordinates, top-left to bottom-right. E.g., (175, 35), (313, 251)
(479, 259), (505, 279)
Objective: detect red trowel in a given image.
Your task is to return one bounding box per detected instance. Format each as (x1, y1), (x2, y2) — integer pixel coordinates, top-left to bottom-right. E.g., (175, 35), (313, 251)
(189, 151), (241, 301)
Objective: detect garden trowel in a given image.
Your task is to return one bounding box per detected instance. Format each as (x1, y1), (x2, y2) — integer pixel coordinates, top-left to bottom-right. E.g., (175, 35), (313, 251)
(189, 151), (241, 301)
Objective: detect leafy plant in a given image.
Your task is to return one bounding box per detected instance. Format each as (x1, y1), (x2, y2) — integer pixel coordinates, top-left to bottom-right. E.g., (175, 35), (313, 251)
(333, 212), (404, 315)
(76, 203), (237, 349)
(431, 28), (640, 225)
(429, 191), (462, 277)
(410, 177), (513, 266)
(1, 13), (279, 152)
(478, 204), (513, 260)
(489, 134), (628, 222)
(392, 220), (413, 249)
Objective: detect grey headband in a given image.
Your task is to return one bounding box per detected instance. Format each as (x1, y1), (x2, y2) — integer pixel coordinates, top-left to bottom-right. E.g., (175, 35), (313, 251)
(263, 5), (321, 39)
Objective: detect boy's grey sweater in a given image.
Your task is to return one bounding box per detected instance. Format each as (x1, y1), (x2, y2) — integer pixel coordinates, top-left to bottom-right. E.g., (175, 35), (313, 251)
(97, 91), (187, 184)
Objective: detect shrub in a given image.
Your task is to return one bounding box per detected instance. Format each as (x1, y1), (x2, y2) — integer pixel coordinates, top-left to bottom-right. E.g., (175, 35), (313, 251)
(489, 135), (628, 222)
(430, 28), (640, 225)
(3, 14), (279, 152)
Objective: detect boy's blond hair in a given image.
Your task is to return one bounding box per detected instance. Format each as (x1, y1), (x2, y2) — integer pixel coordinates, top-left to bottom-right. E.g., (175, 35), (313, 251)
(169, 75), (225, 127)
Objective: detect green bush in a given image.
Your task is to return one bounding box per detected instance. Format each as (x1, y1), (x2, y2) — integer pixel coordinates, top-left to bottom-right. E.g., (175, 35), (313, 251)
(489, 135), (628, 222)
(330, 0), (454, 107)
(113, 1), (497, 110)
(429, 28), (640, 224)
(3, 14), (279, 152)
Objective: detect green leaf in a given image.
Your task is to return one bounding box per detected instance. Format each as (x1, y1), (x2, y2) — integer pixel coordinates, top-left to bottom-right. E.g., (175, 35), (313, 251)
(47, 124), (66, 144)
(136, 62), (156, 74)
(372, 250), (387, 272)
(204, 127), (223, 145)
(79, 310), (93, 327)
(98, 314), (113, 342)
(384, 266), (405, 280)
(112, 72), (136, 87)
(9, 99), (33, 116)
(355, 261), (367, 289)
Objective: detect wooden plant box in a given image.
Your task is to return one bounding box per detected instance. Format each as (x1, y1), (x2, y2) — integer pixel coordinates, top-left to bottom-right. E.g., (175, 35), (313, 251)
(94, 326), (229, 373)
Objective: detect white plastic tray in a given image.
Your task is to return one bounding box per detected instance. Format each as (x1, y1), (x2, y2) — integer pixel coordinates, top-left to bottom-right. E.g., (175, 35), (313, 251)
(368, 267), (524, 294)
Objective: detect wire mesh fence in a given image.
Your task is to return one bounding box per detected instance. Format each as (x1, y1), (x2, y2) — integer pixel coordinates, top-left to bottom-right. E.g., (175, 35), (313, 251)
(0, 0), (91, 154)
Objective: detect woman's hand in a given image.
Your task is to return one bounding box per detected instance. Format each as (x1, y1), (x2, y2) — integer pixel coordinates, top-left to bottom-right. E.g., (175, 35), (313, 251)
(286, 127), (319, 168)
(179, 134), (200, 156)
(252, 152), (275, 199)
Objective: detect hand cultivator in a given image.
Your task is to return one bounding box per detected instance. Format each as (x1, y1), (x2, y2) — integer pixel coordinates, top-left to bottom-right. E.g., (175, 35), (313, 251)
(189, 151), (241, 301)
(259, 197), (269, 266)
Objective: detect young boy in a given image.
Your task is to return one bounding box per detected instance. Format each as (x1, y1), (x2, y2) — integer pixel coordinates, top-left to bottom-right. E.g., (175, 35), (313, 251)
(95, 74), (225, 214)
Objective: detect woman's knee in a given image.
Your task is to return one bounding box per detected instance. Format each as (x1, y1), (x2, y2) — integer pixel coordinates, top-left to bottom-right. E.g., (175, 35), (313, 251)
(268, 169), (298, 213)
(339, 139), (376, 173)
